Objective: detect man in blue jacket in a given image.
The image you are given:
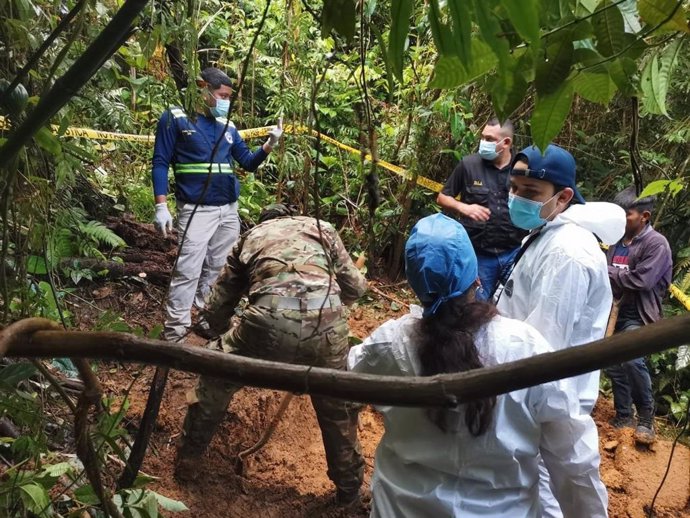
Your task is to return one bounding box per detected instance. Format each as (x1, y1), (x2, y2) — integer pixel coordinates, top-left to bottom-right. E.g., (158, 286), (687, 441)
(605, 186), (672, 444)
(151, 67), (282, 341)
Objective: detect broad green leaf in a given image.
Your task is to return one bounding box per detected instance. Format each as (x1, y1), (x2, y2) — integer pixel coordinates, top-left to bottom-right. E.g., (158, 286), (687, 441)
(578, 0), (600, 13)
(608, 56), (637, 96)
(74, 484), (100, 505)
(638, 0), (690, 34)
(502, 0), (541, 46)
(26, 255), (47, 275)
(569, 20), (595, 41)
(429, 56), (466, 88)
(638, 179), (683, 198)
(559, 0), (576, 18)
(0, 362), (36, 386)
(640, 39), (682, 115)
(535, 35), (575, 94)
(388, 0), (414, 79)
(447, 0), (473, 65)
(592, 0), (625, 56)
(473, 0), (511, 64)
(34, 126), (62, 156)
(531, 80), (575, 151)
(641, 53), (665, 115)
(492, 72), (528, 120)
(40, 462), (73, 478)
(427, 0), (454, 55)
(620, 32), (648, 61)
(321, 0), (356, 41)
(19, 483), (51, 516)
(573, 71), (618, 103)
(151, 490), (189, 512)
(374, 27), (395, 96)
(573, 47), (608, 73)
(429, 41), (498, 88)
(131, 473), (160, 489)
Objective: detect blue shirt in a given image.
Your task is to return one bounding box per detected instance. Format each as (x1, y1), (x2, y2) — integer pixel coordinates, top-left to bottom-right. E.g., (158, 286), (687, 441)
(151, 108), (268, 205)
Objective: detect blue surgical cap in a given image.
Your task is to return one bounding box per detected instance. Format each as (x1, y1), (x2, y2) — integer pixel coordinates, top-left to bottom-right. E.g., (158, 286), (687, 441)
(405, 213), (478, 317)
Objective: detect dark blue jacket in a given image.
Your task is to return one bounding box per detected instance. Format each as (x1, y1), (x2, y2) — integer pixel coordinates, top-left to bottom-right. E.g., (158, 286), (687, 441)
(151, 107), (268, 205)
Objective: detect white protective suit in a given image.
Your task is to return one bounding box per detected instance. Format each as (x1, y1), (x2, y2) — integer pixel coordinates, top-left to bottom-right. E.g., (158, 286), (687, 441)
(348, 308), (608, 518)
(496, 201), (624, 517)
(497, 202), (625, 411)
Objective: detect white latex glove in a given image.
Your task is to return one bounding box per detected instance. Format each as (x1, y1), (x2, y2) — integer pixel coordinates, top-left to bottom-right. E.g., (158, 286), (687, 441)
(265, 117), (283, 150)
(154, 202), (173, 238)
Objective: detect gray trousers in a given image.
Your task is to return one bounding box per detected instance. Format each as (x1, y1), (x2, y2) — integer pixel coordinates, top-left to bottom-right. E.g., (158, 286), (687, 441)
(164, 202), (240, 340)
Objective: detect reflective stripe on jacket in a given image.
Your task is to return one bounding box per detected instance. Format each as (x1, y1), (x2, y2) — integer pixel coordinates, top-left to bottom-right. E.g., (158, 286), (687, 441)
(151, 107), (268, 205)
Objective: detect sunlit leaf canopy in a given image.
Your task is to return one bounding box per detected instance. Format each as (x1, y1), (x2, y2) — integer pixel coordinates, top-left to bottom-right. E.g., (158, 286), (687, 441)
(320, 0), (689, 150)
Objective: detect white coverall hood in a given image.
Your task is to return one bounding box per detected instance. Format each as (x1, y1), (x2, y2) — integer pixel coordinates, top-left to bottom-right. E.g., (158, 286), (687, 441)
(348, 311), (608, 518)
(555, 201), (626, 245)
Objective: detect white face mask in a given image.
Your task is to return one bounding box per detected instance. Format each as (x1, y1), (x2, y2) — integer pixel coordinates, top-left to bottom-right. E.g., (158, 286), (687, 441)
(478, 139), (500, 160)
(210, 97), (230, 118)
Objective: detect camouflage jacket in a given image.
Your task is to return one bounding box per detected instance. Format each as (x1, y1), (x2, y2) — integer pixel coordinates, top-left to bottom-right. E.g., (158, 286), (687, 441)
(205, 216), (367, 333)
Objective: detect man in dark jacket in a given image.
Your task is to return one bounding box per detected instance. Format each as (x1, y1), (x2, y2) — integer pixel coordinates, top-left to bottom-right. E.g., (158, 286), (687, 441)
(605, 186), (672, 444)
(436, 118), (527, 300)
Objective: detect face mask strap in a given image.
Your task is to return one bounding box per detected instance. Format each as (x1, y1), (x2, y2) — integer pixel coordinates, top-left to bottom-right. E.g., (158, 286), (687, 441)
(539, 191), (562, 221)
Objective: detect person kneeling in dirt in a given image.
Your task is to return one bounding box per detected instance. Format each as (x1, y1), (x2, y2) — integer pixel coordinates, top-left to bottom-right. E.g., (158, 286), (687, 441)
(175, 203), (367, 508)
(605, 186), (672, 444)
(348, 213), (608, 518)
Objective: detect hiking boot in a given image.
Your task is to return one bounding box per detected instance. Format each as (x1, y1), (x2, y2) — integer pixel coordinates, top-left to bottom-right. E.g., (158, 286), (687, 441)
(192, 318), (218, 340)
(634, 418), (656, 445)
(609, 414), (636, 429)
(335, 488), (361, 509)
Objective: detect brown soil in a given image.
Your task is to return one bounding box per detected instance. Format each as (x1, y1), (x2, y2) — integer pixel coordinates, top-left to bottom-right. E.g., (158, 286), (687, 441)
(70, 217), (690, 517)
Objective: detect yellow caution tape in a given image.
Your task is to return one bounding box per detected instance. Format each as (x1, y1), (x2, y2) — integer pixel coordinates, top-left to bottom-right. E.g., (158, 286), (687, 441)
(2, 117), (689, 310)
(0, 116), (444, 193)
(0, 116), (155, 143)
(670, 284), (690, 312)
(245, 125), (444, 192)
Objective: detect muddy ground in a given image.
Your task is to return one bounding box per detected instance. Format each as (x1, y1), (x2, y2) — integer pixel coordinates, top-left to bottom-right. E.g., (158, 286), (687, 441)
(66, 219), (690, 517)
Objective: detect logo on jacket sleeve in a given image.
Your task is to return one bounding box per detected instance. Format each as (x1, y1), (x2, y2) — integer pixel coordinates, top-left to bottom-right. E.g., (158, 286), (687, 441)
(225, 131), (234, 144)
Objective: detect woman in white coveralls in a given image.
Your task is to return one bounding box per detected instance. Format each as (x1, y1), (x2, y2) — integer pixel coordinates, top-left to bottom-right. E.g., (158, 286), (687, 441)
(348, 213), (608, 518)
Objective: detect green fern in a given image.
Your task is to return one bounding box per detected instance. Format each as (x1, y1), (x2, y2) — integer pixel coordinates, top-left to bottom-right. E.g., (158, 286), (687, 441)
(47, 228), (78, 266)
(78, 220), (126, 250)
(679, 271), (690, 294)
(675, 255), (690, 275)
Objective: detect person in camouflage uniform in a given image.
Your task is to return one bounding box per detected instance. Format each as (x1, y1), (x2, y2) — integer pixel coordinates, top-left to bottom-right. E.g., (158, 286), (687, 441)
(175, 204), (367, 507)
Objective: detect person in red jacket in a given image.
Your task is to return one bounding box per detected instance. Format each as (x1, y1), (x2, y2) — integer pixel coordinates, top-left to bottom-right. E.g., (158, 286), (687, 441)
(605, 186), (673, 444)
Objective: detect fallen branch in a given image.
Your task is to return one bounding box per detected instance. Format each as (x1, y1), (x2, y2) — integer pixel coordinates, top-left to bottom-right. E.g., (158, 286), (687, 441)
(59, 257), (170, 286)
(368, 284), (409, 309)
(3, 314), (688, 407)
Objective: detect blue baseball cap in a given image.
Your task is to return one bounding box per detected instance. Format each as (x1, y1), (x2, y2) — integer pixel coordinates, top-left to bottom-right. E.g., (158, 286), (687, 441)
(511, 144), (586, 204)
(405, 214), (478, 317)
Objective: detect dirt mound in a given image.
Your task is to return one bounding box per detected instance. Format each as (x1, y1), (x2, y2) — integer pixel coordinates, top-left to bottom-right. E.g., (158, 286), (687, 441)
(594, 403), (690, 518)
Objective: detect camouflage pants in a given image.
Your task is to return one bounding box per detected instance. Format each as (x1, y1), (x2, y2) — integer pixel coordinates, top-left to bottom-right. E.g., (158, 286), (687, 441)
(179, 305), (364, 495)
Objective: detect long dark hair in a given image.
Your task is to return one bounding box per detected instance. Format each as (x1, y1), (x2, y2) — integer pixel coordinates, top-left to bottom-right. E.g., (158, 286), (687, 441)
(416, 294), (498, 436)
